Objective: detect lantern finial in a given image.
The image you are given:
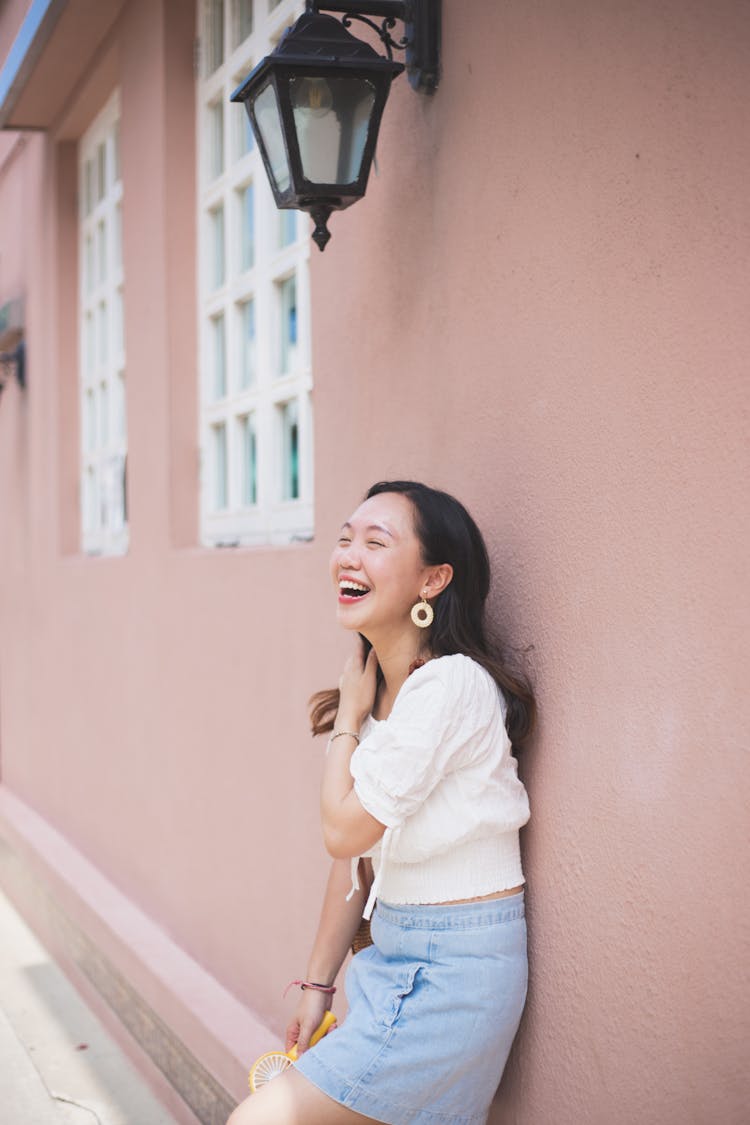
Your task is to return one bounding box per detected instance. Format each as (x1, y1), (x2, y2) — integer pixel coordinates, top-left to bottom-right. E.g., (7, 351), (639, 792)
(310, 206), (333, 251)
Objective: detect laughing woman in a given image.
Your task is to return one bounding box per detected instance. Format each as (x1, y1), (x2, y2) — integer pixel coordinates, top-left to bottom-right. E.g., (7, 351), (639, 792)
(228, 480), (535, 1125)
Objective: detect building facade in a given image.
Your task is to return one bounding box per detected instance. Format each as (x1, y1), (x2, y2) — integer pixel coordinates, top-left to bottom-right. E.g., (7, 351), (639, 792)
(0, 1), (748, 1122)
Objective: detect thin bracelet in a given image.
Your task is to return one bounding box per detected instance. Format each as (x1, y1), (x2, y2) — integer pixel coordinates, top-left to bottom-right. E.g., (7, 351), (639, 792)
(283, 979), (337, 997)
(326, 730), (360, 752)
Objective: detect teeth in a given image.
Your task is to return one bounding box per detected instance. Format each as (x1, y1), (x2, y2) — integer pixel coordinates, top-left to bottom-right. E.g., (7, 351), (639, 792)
(340, 580), (370, 594)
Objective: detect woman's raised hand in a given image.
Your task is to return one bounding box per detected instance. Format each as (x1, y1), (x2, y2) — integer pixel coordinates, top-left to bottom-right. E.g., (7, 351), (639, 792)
(337, 645), (379, 728)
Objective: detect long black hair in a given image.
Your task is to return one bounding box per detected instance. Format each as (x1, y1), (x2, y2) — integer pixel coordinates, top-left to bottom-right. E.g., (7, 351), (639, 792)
(310, 481), (536, 747)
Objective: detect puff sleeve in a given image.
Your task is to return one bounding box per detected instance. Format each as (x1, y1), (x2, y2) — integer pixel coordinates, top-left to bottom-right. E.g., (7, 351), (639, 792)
(349, 663), (464, 829)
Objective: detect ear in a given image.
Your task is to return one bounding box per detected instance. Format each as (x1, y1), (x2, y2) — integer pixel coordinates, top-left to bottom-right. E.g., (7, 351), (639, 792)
(422, 564), (453, 600)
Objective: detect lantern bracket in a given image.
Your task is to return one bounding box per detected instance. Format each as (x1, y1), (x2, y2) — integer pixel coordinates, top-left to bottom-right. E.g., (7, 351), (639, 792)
(339, 14), (405, 62)
(306, 0), (440, 91)
(0, 298), (25, 395)
(0, 340), (26, 395)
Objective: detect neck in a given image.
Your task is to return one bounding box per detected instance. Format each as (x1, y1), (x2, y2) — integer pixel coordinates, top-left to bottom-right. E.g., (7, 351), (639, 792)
(366, 628), (430, 711)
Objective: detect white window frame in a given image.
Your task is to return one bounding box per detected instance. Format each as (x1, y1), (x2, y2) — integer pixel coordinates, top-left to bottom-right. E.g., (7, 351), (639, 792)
(78, 90), (128, 556)
(197, 0), (314, 548)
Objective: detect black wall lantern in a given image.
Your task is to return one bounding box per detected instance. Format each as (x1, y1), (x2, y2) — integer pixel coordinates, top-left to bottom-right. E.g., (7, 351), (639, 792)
(231, 1), (440, 250)
(0, 340), (25, 395)
(0, 299), (25, 397)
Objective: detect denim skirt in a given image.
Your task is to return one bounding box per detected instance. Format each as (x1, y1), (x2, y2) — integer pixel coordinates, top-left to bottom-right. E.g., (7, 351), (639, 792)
(293, 892), (527, 1125)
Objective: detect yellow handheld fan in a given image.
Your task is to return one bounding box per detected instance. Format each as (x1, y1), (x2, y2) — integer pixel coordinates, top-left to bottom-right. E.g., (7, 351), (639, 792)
(248, 1010), (337, 1092)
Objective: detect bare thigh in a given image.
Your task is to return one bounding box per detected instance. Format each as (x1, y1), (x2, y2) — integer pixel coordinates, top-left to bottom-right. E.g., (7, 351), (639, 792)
(226, 1067), (379, 1125)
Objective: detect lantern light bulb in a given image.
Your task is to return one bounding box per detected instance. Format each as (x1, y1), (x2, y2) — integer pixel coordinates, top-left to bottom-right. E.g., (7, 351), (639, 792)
(292, 77), (334, 117)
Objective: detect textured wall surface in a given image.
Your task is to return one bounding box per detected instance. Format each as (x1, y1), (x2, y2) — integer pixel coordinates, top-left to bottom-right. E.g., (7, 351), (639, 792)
(0, 1), (748, 1122)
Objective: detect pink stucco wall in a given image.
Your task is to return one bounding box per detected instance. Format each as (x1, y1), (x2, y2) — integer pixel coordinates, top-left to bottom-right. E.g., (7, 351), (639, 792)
(0, 2), (748, 1123)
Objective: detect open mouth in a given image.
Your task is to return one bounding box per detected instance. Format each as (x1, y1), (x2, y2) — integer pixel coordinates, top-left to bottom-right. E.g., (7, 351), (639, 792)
(338, 579), (371, 602)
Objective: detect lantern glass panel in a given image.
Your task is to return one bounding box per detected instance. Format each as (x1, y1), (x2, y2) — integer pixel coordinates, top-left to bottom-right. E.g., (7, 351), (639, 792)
(253, 83), (291, 192)
(290, 76), (376, 185)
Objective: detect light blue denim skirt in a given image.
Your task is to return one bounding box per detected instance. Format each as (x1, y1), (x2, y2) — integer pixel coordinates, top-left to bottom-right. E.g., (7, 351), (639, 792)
(293, 892), (527, 1125)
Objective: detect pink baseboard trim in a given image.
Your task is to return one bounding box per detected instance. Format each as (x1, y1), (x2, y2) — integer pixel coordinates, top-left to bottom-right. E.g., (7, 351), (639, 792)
(0, 786), (273, 1118)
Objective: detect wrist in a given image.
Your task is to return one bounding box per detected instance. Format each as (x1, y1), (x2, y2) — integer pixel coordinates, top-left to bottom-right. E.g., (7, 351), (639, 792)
(304, 969), (337, 990)
(284, 977), (336, 997)
(334, 708), (364, 732)
(327, 729), (360, 754)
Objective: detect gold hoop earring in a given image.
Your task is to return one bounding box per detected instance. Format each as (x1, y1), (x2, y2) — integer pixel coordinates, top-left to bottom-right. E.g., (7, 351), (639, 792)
(410, 594), (434, 629)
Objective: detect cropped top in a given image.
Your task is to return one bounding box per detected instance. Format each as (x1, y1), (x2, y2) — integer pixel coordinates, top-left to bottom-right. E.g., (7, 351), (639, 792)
(346, 654), (530, 919)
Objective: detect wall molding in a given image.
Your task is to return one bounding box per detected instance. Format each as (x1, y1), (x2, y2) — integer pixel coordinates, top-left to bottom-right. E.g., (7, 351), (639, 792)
(0, 836), (237, 1124)
(0, 789), (272, 1123)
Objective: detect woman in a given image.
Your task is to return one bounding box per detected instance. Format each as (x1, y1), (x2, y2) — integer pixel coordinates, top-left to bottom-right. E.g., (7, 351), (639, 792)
(228, 481), (534, 1125)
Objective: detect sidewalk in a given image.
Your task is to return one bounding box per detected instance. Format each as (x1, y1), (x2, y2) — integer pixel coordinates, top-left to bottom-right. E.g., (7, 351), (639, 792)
(0, 886), (180, 1125)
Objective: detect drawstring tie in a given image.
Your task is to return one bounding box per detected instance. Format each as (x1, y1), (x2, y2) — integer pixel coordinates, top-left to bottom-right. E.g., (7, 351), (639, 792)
(346, 857), (360, 900)
(346, 829), (393, 921)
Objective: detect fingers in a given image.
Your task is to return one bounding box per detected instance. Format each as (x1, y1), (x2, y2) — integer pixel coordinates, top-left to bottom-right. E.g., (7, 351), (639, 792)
(345, 645), (377, 677)
(295, 1017), (316, 1055)
(285, 1019), (300, 1053)
(337, 644), (379, 724)
(339, 650), (366, 689)
(363, 647), (379, 685)
(287, 989), (330, 1056)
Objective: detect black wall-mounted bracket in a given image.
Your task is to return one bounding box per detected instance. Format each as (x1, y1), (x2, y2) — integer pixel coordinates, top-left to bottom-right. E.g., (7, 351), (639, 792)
(307, 0), (441, 92)
(0, 339), (26, 395)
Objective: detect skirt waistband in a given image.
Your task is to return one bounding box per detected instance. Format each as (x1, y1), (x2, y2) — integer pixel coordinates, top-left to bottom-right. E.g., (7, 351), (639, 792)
(374, 890), (525, 931)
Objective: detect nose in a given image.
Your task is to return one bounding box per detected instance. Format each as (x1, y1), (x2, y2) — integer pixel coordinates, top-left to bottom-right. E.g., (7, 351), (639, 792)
(336, 541), (361, 571)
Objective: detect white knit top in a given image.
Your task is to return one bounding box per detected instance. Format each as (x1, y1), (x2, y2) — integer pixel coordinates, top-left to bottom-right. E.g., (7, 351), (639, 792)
(347, 654), (530, 919)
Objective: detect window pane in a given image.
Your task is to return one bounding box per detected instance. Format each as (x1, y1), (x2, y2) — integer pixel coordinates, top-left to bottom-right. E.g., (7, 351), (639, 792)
(239, 182), (254, 270)
(237, 102), (256, 157)
(114, 372), (126, 440)
(85, 313), (95, 375)
(84, 159), (94, 217)
(280, 399), (300, 500)
(85, 389), (97, 451)
(239, 300), (256, 388)
(240, 414), (257, 505)
(213, 423), (228, 509)
(104, 454), (127, 531)
(100, 381), (110, 446)
(98, 301), (108, 365)
(83, 467), (97, 532)
(254, 83), (291, 192)
(233, 0), (253, 44)
(114, 288), (124, 354)
(97, 219), (107, 283)
(210, 205), (225, 288)
(278, 274), (297, 375)
(85, 235), (95, 294)
(209, 101), (224, 180)
(96, 142), (106, 201)
(212, 314), (226, 398)
(280, 209), (296, 247)
(205, 0), (225, 74)
(114, 203), (123, 269)
(113, 121), (121, 183)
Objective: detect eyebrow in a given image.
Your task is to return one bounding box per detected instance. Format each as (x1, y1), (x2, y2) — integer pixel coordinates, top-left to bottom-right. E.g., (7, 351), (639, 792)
(340, 521), (395, 537)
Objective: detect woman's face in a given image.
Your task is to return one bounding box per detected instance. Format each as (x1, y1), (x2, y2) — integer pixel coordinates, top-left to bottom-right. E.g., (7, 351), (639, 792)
(329, 492), (430, 638)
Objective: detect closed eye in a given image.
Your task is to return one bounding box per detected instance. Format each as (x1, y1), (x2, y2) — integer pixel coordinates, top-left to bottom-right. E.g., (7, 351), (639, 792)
(367, 540), (386, 548)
